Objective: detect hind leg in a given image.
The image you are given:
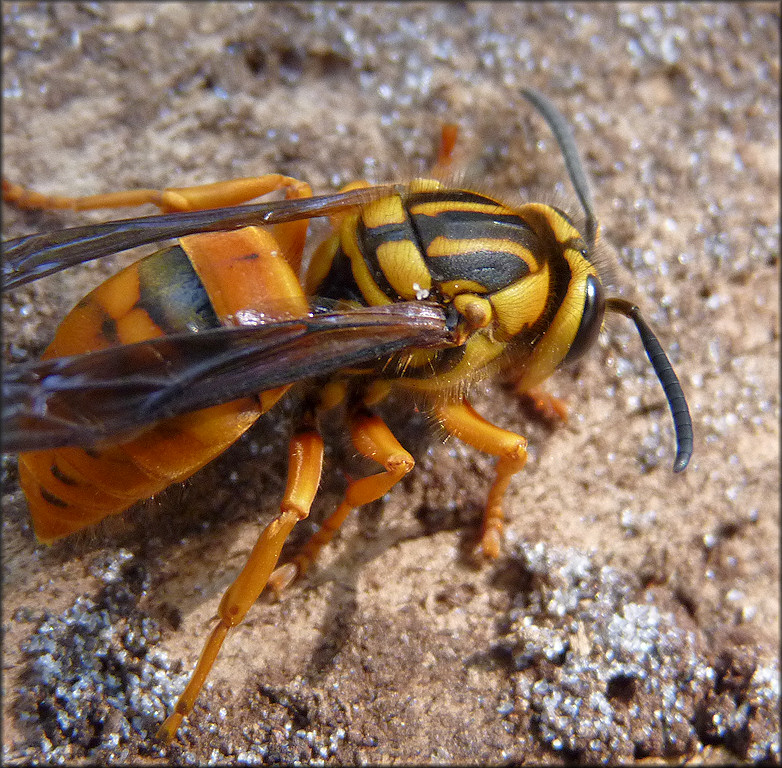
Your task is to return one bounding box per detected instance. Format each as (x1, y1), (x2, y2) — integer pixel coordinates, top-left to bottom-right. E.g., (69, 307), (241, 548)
(3, 173), (311, 213)
(3, 173), (314, 273)
(157, 421), (324, 742)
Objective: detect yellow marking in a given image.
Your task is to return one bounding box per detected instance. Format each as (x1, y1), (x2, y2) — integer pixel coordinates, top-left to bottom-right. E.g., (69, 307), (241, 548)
(361, 195), (406, 229)
(362, 380), (392, 407)
(517, 202), (582, 244)
(305, 233), (342, 294)
(427, 235), (533, 264)
(375, 240), (431, 300)
(490, 265), (551, 337)
(513, 258), (599, 393)
(319, 381), (348, 411)
(401, 332), (507, 393)
(410, 200), (514, 217)
(439, 278), (487, 296)
(408, 178), (444, 194)
(394, 348), (440, 374)
(340, 222), (393, 306)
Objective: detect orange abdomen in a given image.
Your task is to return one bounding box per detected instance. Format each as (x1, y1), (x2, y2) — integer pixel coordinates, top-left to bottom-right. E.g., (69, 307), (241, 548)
(20, 227), (309, 542)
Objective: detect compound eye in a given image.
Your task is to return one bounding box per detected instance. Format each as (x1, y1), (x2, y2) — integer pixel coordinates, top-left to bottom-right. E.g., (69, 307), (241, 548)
(563, 274), (605, 365)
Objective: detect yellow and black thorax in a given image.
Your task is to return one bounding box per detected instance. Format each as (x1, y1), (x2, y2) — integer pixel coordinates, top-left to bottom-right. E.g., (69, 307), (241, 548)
(306, 178), (604, 394)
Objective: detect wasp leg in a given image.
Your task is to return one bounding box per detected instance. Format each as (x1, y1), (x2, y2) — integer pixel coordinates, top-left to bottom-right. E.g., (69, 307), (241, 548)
(431, 123), (460, 177)
(269, 405), (414, 594)
(517, 386), (569, 424)
(2, 174), (311, 213)
(156, 424), (324, 743)
(157, 176), (314, 273)
(3, 174), (314, 274)
(434, 397), (528, 559)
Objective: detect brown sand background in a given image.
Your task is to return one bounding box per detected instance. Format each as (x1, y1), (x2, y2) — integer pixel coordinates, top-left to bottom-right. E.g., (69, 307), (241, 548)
(2, 3), (779, 764)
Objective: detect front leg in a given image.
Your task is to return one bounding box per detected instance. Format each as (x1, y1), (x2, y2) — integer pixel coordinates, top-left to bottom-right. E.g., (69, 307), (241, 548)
(434, 397), (528, 558)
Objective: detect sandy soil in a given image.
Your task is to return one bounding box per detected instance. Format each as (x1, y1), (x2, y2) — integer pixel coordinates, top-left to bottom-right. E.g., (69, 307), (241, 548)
(2, 3), (779, 764)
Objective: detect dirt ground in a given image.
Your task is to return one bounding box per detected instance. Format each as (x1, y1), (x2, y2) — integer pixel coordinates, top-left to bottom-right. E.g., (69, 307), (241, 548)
(2, 3), (779, 765)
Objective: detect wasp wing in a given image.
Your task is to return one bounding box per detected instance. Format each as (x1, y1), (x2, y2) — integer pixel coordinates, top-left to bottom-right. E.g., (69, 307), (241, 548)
(2, 303), (452, 453)
(2, 186), (396, 291)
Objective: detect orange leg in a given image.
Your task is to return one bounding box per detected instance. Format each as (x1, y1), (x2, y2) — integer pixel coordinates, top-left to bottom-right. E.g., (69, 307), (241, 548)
(435, 397), (528, 559)
(157, 425), (324, 743)
(431, 123), (460, 177)
(269, 406), (414, 593)
(2, 174), (311, 213)
(518, 386), (569, 424)
(2, 173), (314, 273)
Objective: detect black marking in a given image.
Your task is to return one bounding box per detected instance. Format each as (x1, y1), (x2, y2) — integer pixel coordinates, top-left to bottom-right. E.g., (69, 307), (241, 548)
(356, 219), (408, 301)
(413, 208), (538, 248)
(356, 191), (540, 298)
(503, 228), (574, 361)
(100, 316), (120, 345)
(136, 246), (220, 333)
(525, 245), (572, 346)
(545, 249), (573, 320)
(312, 245), (367, 304)
(50, 461), (79, 486)
(409, 206), (536, 292)
(360, 220), (417, 245)
(424, 250), (530, 291)
(562, 273), (604, 365)
(238, 251), (260, 261)
(40, 487), (69, 508)
(406, 190), (501, 207)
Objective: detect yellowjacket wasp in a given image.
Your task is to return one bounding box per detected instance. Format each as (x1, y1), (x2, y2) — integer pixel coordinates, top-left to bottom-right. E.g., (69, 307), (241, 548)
(2, 90), (692, 740)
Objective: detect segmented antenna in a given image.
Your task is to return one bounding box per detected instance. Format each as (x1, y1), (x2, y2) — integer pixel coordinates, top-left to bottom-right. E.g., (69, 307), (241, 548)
(606, 298), (693, 472)
(520, 88), (598, 250)
(523, 90), (692, 472)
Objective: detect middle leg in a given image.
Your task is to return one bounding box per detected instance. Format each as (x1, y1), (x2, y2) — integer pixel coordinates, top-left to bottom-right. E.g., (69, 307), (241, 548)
(269, 401), (414, 593)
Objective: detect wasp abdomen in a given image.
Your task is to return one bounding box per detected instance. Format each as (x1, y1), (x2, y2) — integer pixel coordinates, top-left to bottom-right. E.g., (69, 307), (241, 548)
(18, 239), (275, 542)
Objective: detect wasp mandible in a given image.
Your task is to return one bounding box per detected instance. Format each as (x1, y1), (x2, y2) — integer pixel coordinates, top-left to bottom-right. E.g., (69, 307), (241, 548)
(2, 90), (693, 741)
